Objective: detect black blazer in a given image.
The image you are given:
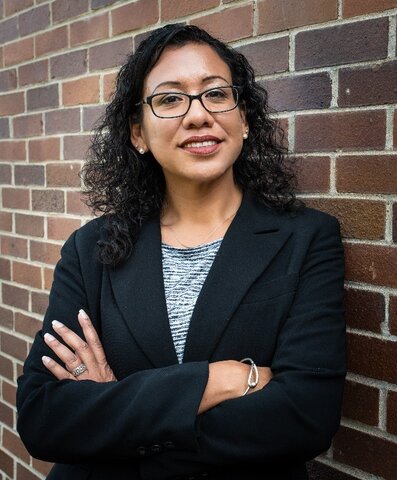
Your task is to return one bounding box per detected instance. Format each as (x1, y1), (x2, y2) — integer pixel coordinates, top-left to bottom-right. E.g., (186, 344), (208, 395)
(16, 192), (346, 480)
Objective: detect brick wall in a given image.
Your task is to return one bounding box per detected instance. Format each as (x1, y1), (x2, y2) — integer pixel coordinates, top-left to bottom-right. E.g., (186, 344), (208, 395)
(0, 0), (396, 479)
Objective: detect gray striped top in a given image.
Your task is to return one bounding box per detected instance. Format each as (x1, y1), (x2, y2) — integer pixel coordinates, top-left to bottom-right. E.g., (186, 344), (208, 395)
(161, 239), (222, 363)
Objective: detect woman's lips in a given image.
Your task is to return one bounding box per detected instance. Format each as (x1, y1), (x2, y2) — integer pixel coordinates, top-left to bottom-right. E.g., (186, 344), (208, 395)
(181, 140), (221, 155)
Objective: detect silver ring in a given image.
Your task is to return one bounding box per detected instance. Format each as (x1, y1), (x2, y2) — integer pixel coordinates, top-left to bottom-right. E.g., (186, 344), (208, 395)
(72, 363), (87, 377)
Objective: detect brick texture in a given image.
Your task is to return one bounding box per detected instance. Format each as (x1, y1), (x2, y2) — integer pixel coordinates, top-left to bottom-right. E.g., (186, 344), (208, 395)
(1, 2), (396, 480)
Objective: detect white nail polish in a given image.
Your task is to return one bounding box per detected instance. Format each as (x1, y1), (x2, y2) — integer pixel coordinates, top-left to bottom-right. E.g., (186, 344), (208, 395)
(79, 309), (89, 320)
(42, 356), (51, 364)
(52, 320), (64, 328)
(44, 333), (56, 342)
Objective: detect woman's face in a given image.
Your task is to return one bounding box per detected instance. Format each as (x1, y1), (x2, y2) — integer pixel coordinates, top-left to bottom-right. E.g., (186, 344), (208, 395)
(131, 42), (248, 189)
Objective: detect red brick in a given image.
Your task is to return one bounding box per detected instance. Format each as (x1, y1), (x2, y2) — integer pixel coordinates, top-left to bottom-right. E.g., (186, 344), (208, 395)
(342, 380), (379, 426)
(103, 72), (117, 103)
(52, 0), (88, 23)
(334, 425), (397, 478)
(347, 332), (397, 383)
(45, 108), (80, 135)
(161, 0), (219, 20)
(89, 38), (132, 71)
(17, 464), (42, 480)
(2, 284), (29, 311)
(29, 138), (60, 162)
(295, 18), (388, 70)
(112, 0), (158, 35)
(390, 296), (397, 335)
(50, 50), (87, 79)
(0, 212), (12, 231)
(32, 458), (54, 477)
(15, 213), (44, 237)
(47, 163), (82, 188)
(13, 114), (43, 138)
(293, 156), (330, 193)
(3, 428), (30, 463)
(0, 400), (14, 428)
(237, 37), (289, 76)
(64, 135), (91, 160)
(32, 291), (49, 315)
(83, 105), (105, 132)
(48, 217), (81, 241)
(2, 188), (29, 210)
(92, 0), (118, 8)
(36, 26), (68, 57)
(303, 198), (386, 240)
(67, 191), (92, 215)
(0, 259), (11, 282)
(0, 17), (18, 44)
(0, 92), (24, 115)
(339, 61), (397, 107)
(4, 37), (34, 67)
(0, 354), (13, 380)
(262, 72), (331, 112)
(0, 164), (12, 184)
(342, 0), (397, 17)
(27, 84), (59, 111)
(15, 312), (42, 339)
(44, 267), (54, 290)
(192, 5), (253, 42)
(15, 165), (45, 186)
(344, 288), (384, 333)
(13, 261), (42, 289)
(70, 12), (109, 46)
(4, 0), (33, 15)
(387, 390), (397, 435)
(258, 0), (337, 34)
(394, 110), (396, 149)
(18, 4), (50, 37)
(30, 240), (61, 265)
(0, 448), (13, 478)
(336, 155), (397, 194)
(0, 68), (17, 92)
(62, 76), (100, 106)
(32, 189), (65, 213)
(1, 235), (27, 258)
(2, 380), (17, 406)
(0, 141), (26, 161)
(295, 110), (386, 153)
(344, 243), (397, 288)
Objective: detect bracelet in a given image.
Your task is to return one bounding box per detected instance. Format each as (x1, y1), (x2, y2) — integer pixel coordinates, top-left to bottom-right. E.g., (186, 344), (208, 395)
(240, 357), (259, 396)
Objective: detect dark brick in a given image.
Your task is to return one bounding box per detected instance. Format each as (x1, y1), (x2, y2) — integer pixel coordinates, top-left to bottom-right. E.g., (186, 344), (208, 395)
(13, 113), (43, 138)
(52, 0), (88, 23)
(161, 0), (218, 21)
(0, 17), (18, 44)
(295, 110), (386, 153)
(262, 72), (331, 112)
(92, 0), (119, 8)
(64, 135), (91, 160)
(237, 37), (289, 76)
(50, 50), (87, 79)
(32, 291), (48, 315)
(0, 164), (11, 184)
(18, 4), (50, 36)
(344, 288), (384, 333)
(5, 0), (33, 15)
(2, 284), (29, 312)
(16, 463), (42, 480)
(393, 203), (397, 243)
(32, 189), (65, 212)
(15, 213), (44, 237)
(293, 156), (330, 193)
(0, 68), (17, 92)
(342, 380), (379, 426)
(336, 155), (397, 194)
(45, 108), (80, 135)
(18, 59), (48, 86)
(0, 117), (10, 138)
(390, 296), (397, 335)
(82, 105), (105, 132)
(295, 18), (389, 70)
(334, 426), (397, 479)
(339, 60), (397, 107)
(15, 312), (42, 339)
(0, 260), (11, 283)
(387, 390), (397, 435)
(27, 84), (59, 111)
(0, 449), (13, 478)
(89, 38), (132, 71)
(15, 165), (45, 186)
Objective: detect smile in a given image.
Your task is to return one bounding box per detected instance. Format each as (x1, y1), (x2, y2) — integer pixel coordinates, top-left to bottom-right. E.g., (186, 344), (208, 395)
(183, 140), (218, 148)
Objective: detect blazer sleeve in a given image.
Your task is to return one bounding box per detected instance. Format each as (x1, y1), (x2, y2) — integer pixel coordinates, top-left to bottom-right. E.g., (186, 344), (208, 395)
(16, 227), (209, 464)
(140, 213), (347, 479)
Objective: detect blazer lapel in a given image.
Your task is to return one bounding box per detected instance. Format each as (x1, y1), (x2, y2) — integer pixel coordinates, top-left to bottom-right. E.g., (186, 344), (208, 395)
(107, 217), (178, 367)
(183, 193), (292, 362)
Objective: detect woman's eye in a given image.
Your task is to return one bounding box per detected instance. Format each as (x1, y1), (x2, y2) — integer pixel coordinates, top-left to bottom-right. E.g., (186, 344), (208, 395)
(160, 94), (184, 105)
(206, 89), (228, 100)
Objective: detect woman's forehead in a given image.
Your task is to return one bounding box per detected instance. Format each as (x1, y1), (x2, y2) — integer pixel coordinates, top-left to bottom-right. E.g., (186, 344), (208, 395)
(143, 43), (232, 94)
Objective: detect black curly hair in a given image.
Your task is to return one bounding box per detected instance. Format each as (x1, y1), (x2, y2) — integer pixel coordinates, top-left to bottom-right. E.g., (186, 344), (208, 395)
(82, 23), (300, 266)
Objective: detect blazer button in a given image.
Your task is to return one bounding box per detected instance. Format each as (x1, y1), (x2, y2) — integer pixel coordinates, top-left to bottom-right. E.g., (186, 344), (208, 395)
(163, 440), (175, 450)
(151, 444), (162, 453)
(136, 446), (146, 456)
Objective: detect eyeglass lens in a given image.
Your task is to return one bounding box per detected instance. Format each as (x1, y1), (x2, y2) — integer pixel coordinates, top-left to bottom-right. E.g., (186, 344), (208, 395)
(151, 87), (238, 118)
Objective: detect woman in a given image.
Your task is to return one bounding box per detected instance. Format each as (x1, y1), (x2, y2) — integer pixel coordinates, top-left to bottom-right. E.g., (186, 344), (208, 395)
(16, 24), (346, 480)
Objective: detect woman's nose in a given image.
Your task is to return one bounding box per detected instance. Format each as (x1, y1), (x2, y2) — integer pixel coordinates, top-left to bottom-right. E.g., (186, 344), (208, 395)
(182, 97), (214, 128)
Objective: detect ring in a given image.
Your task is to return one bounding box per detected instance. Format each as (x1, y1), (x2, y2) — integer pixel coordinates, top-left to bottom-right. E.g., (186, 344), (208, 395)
(72, 363), (87, 377)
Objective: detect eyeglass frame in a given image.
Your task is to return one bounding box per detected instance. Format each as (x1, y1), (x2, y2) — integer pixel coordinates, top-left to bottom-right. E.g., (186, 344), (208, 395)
(137, 85), (242, 119)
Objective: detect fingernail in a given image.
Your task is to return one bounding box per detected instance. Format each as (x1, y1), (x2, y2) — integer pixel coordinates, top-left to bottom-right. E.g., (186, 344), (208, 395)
(42, 355), (51, 364)
(52, 320), (64, 328)
(44, 333), (56, 342)
(79, 309), (89, 320)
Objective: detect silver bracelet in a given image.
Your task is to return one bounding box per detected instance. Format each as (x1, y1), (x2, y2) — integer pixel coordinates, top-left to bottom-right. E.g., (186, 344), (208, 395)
(240, 357), (259, 396)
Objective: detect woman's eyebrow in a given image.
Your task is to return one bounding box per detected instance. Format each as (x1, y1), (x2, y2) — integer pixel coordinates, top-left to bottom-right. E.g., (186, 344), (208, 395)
(152, 75), (230, 93)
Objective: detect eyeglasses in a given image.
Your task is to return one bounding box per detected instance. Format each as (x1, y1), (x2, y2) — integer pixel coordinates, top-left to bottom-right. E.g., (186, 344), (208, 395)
(139, 85), (241, 119)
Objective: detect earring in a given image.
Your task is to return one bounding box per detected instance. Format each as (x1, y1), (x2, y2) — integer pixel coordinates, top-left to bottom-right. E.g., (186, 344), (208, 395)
(139, 148), (145, 155)
(243, 129), (249, 140)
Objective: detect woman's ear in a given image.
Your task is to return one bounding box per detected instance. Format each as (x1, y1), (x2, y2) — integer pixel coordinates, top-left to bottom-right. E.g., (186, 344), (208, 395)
(130, 120), (148, 154)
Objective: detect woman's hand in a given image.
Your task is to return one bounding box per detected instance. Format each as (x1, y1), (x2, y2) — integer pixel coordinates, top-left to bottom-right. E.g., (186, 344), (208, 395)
(42, 309), (117, 382)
